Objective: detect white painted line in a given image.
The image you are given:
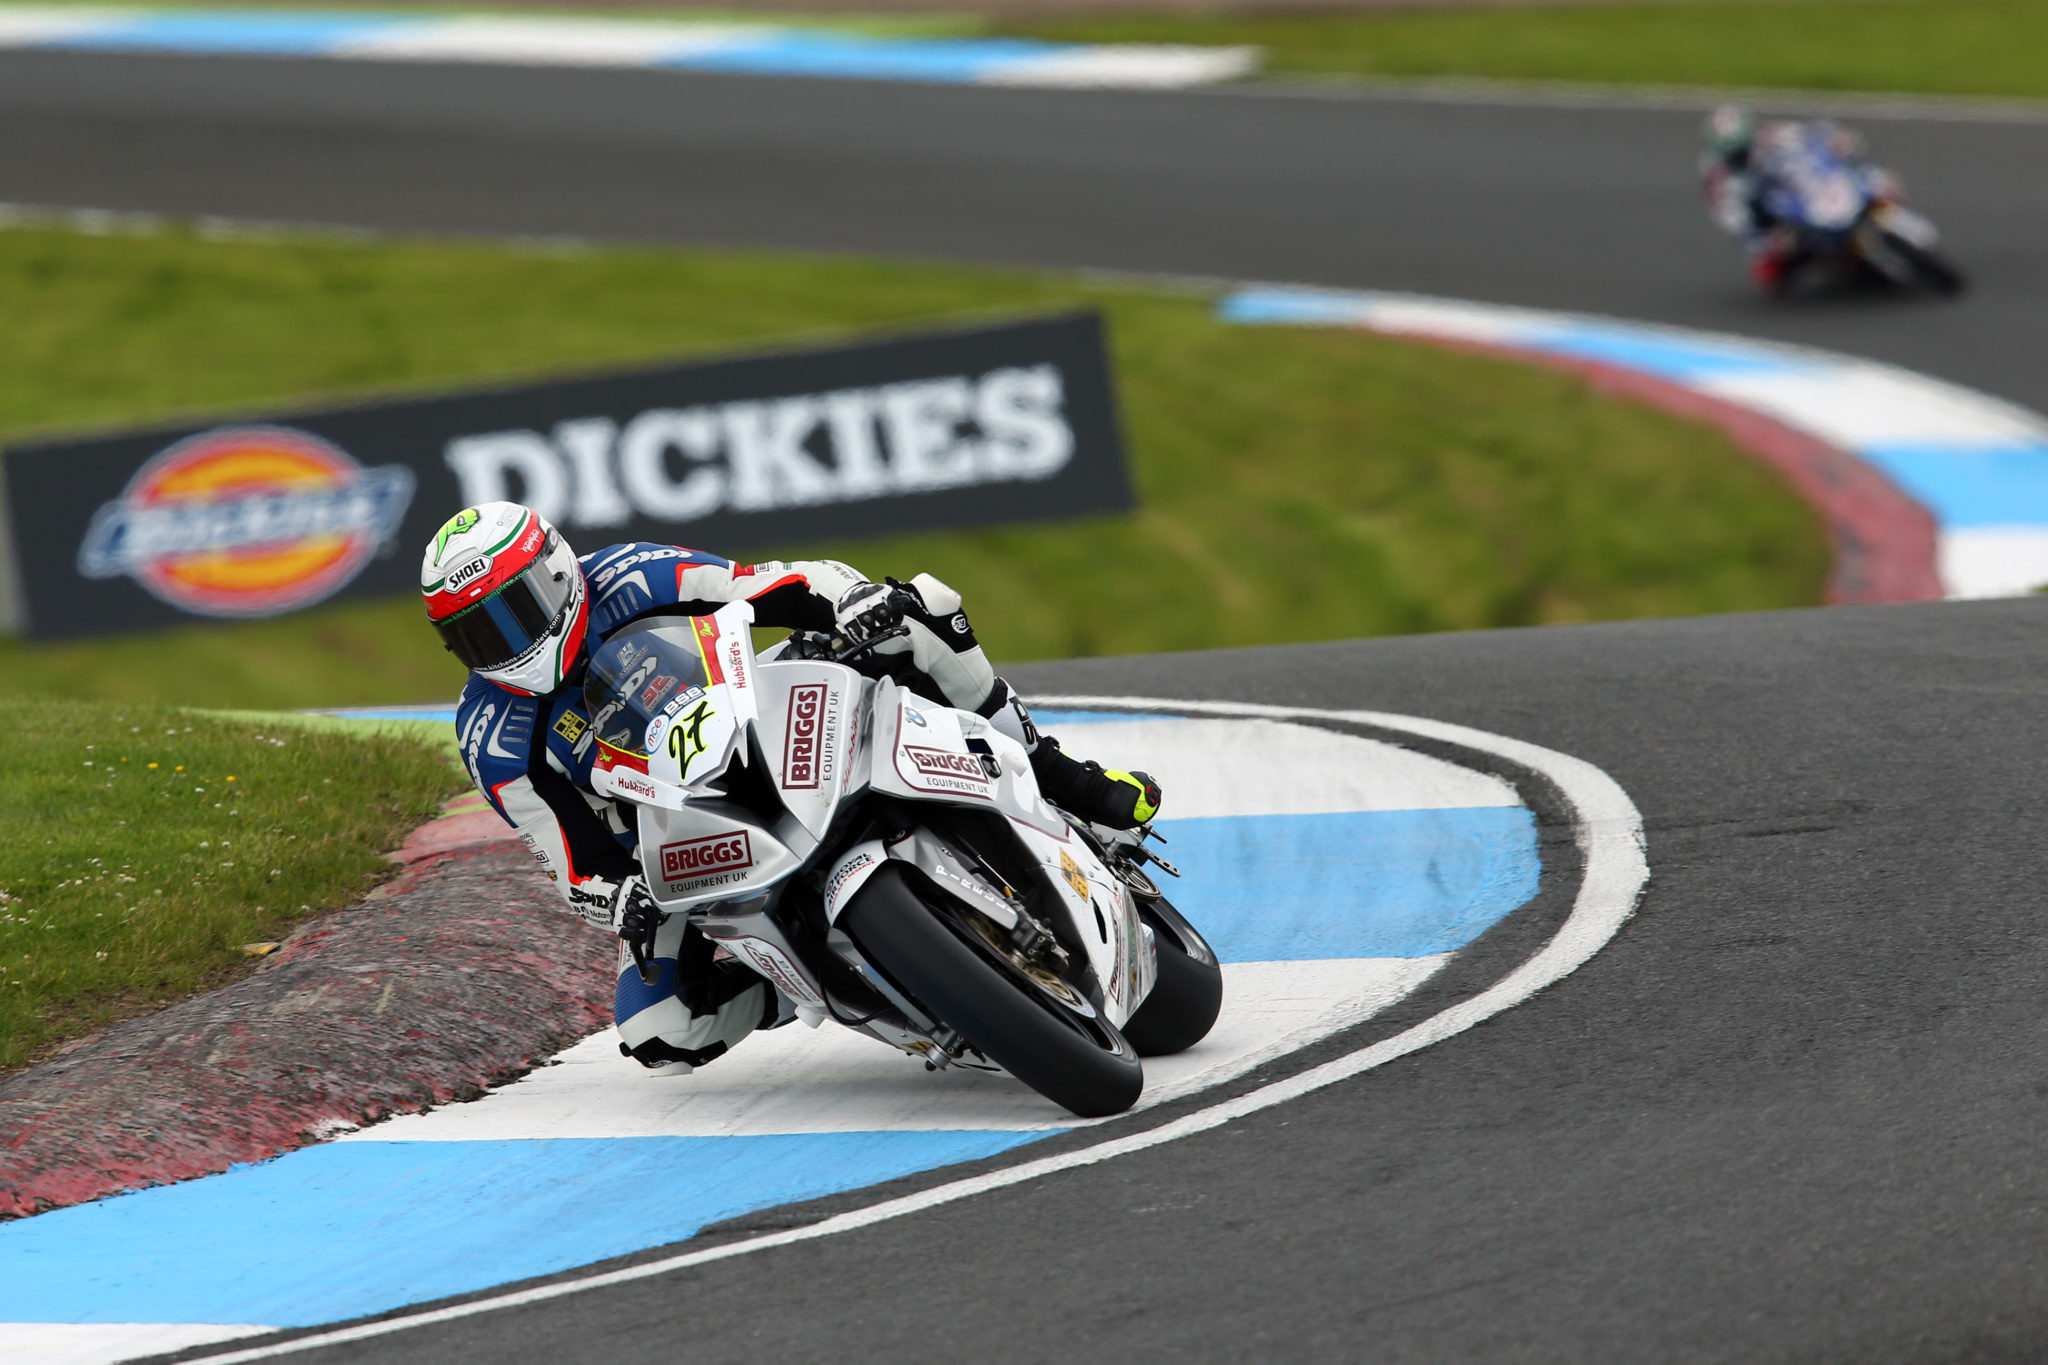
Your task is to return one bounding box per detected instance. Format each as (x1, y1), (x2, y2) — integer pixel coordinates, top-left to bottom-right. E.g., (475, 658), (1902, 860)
(339, 957), (1449, 1140)
(172, 698), (1646, 1365)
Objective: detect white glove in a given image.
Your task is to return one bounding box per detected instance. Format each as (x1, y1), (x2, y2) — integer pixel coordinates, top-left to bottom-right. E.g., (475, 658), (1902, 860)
(609, 874), (662, 941)
(833, 580), (906, 649)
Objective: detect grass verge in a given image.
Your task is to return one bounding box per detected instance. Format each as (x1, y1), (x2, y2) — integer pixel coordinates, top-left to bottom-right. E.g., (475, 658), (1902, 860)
(1002, 1), (2048, 102)
(0, 697), (462, 1072)
(0, 218), (1829, 708)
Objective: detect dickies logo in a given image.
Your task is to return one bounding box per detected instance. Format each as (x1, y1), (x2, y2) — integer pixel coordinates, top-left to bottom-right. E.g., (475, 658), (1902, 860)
(76, 426), (413, 617)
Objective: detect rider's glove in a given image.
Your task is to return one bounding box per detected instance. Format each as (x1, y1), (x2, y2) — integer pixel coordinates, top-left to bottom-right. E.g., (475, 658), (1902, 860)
(610, 874), (663, 946)
(833, 581), (911, 650)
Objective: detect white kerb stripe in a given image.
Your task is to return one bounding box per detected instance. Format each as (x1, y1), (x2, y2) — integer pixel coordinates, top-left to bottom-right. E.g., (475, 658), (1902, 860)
(330, 18), (763, 65)
(337, 957), (1449, 1141)
(0, 7), (132, 44)
(1697, 366), (2048, 449)
(1938, 528), (2048, 600)
(978, 45), (1260, 89)
(1030, 716), (1519, 816)
(172, 697), (1646, 1365)
(0, 1323), (272, 1364)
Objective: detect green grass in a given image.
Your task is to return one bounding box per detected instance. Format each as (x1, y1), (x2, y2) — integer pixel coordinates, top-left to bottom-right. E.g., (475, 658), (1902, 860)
(0, 697), (462, 1071)
(0, 216), (1829, 708)
(1002, 0), (2048, 101)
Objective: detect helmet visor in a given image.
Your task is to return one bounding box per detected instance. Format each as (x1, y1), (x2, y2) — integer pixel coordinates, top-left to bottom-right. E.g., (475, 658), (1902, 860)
(434, 554), (575, 673)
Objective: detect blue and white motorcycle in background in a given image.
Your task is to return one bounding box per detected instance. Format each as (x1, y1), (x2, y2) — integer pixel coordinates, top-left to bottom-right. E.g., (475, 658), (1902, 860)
(582, 601), (1223, 1118)
(1755, 124), (1965, 295)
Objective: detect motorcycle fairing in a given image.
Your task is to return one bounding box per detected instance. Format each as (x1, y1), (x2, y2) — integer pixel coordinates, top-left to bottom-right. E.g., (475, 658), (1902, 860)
(599, 607), (1162, 1053)
(637, 797), (803, 909)
(866, 678), (1068, 832)
(752, 659), (865, 842)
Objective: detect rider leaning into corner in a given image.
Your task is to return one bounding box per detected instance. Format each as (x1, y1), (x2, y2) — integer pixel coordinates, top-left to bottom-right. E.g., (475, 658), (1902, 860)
(423, 501), (1163, 1075)
(1699, 104), (1900, 295)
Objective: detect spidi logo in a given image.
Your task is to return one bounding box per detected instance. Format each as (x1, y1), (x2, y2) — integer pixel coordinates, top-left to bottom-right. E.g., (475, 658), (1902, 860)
(76, 426), (414, 617)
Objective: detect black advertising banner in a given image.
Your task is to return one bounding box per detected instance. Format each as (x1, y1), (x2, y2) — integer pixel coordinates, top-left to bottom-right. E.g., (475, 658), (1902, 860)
(2, 312), (1132, 640)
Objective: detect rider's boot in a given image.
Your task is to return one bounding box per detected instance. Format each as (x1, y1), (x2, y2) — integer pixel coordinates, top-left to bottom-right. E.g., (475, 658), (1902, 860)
(1029, 738), (1162, 831)
(976, 677), (1163, 830)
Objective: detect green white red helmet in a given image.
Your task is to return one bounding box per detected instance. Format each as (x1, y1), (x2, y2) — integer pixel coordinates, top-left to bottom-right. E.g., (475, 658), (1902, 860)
(1704, 104), (1756, 162)
(421, 502), (587, 696)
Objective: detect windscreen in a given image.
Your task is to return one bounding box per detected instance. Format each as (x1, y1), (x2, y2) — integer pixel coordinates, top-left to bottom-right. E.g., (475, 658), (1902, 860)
(581, 622), (714, 756)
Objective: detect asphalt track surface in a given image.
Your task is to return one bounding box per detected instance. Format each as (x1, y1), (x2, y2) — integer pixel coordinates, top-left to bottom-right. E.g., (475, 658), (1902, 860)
(2, 53), (2046, 413)
(10, 49), (2047, 1364)
(164, 600), (2048, 1365)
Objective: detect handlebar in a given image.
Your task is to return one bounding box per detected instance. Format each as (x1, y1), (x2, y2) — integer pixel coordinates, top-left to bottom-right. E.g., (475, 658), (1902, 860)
(831, 623), (911, 664)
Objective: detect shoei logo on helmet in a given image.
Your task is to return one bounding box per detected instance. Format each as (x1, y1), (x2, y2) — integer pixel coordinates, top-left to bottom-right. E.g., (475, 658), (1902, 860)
(76, 426), (415, 617)
(442, 554), (493, 595)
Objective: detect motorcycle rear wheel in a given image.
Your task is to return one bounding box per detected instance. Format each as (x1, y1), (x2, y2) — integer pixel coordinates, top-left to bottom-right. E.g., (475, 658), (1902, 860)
(1120, 894), (1224, 1057)
(843, 864), (1144, 1118)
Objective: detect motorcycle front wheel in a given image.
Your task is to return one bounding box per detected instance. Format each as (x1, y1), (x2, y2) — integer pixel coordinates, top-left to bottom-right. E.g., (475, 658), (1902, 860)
(842, 863), (1143, 1118)
(1120, 893), (1224, 1057)
(1882, 232), (1967, 295)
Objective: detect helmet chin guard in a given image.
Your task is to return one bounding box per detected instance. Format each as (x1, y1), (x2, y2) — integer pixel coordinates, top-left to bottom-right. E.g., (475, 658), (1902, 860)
(421, 501), (587, 695)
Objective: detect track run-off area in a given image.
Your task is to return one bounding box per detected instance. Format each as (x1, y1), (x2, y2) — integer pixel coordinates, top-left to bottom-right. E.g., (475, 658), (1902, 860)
(3, 41), (2048, 1365)
(6, 703), (1640, 1362)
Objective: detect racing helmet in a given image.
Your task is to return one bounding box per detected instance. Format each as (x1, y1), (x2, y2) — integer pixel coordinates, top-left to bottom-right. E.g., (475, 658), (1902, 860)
(421, 502), (588, 696)
(1703, 105), (1756, 164)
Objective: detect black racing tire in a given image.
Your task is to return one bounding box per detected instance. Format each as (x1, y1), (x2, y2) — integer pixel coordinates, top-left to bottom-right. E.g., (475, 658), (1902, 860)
(1881, 232), (1967, 295)
(842, 864), (1143, 1118)
(1120, 894), (1224, 1057)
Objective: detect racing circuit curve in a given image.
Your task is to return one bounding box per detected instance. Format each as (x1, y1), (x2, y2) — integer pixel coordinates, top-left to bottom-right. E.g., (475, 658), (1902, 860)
(4, 701), (1636, 1362)
(3, 44), (2047, 1365)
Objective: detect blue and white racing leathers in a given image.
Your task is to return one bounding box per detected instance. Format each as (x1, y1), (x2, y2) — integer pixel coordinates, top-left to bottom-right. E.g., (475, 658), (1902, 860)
(455, 542), (1030, 1069)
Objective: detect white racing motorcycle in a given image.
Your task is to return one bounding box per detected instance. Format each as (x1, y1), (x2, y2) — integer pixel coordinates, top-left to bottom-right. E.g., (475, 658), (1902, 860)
(583, 601), (1223, 1118)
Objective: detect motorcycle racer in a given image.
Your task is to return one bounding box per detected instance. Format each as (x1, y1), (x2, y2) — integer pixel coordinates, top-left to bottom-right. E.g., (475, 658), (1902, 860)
(423, 501), (1163, 1074)
(1700, 105), (1898, 295)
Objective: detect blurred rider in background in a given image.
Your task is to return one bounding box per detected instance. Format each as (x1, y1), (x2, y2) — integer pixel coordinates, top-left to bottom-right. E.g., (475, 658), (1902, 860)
(1700, 104), (1898, 295)
(422, 502), (1163, 1075)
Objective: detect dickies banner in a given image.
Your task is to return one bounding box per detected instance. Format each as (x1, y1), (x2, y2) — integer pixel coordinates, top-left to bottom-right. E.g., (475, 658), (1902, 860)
(1, 312), (1132, 640)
